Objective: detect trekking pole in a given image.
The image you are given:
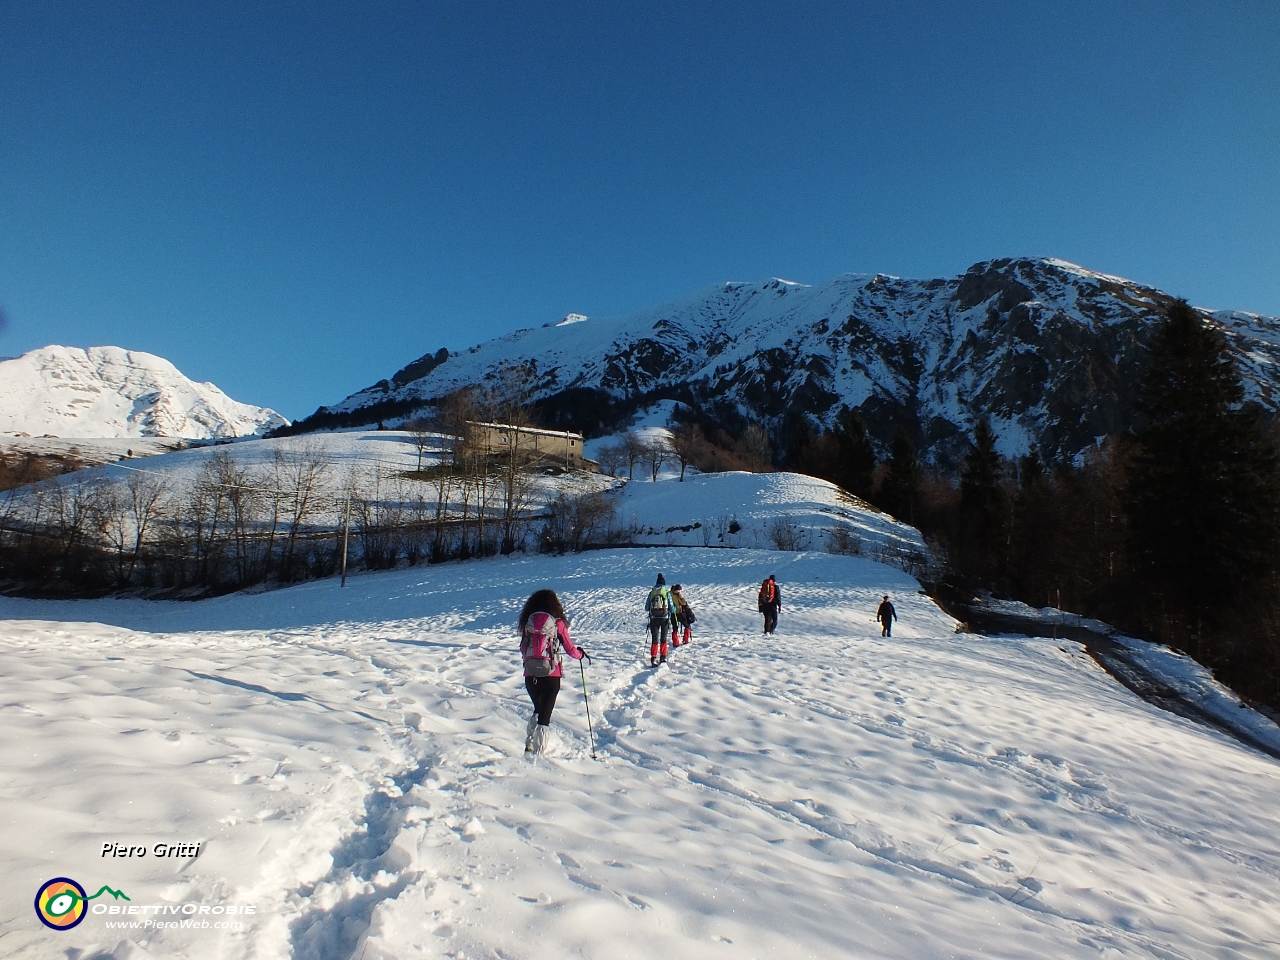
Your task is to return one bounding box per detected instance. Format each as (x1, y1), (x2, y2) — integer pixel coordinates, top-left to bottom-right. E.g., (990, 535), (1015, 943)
(579, 654), (598, 760)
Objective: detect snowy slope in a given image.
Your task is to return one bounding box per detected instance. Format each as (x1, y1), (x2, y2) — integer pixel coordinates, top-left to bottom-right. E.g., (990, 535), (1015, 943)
(3, 545), (1279, 959)
(14, 426), (921, 572)
(0, 345), (288, 439)
(313, 258), (1280, 463)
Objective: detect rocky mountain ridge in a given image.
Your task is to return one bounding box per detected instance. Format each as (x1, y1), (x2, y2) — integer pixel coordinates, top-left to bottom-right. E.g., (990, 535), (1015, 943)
(300, 258), (1280, 464)
(0, 345), (288, 440)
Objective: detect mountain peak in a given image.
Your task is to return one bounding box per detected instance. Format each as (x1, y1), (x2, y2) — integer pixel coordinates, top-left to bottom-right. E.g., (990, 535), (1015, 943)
(291, 259), (1280, 466)
(0, 345), (287, 440)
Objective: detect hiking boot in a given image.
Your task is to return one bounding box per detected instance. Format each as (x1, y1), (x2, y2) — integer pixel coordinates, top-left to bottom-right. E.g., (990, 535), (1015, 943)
(650, 657), (659, 667)
(659, 655), (667, 664)
(529, 723), (554, 755)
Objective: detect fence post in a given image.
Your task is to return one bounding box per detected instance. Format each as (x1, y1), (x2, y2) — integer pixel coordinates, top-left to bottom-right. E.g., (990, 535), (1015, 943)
(340, 491), (352, 587)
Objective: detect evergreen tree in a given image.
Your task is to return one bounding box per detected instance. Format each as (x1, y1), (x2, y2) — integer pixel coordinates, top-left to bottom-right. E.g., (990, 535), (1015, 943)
(957, 417), (1009, 583)
(1123, 300), (1280, 645)
(1017, 446), (1044, 489)
(879, 427), (922, 524)
(783, 414), (816, 473)
(831, 407), (877, 500)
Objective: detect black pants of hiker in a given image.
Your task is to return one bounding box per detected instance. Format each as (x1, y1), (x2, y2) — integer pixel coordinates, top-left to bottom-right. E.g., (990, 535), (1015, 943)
(762, 606), (779, 634)
(525, 676), (561, 726)
(881, 621), (892, 637)
(649, 618), (670, 647)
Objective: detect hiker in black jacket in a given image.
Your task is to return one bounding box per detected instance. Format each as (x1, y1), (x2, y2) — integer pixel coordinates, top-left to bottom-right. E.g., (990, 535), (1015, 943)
(876, 595), (897, 637)
(758, 575), (781, 635)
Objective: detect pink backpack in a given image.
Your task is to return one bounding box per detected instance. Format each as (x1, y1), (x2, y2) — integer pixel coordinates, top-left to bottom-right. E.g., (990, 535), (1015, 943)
(522, 612), (561, 677)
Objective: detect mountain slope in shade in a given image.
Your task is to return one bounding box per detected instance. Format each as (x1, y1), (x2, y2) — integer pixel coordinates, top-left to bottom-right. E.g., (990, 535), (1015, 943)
(314, 257), (1280, 463)
(0, 345), (288, 439)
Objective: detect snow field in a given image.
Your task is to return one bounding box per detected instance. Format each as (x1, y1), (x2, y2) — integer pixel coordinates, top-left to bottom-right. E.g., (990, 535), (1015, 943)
(13, 425), (922, 578)
(611, 469), (923, 560)
(2, 546), (1279, 959)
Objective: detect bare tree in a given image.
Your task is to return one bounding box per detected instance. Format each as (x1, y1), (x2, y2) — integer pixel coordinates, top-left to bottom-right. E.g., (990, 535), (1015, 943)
(431, 389), (480, 467)
(667, 422), (703, 481)
(407, 417), (433, 472)
(541, 489), (617, 552)
(99, 471), (170, 585)
(276, 443), (333, 578)
(97, 482), (131, 584)
(430, 457), (456, 561)
(188, 453), (232, 585)
(49, 474), (103, 560)
(643, 436), (671, 481)
(398, 477), (431, 565)
(739, 423), (774, 473)
(622, 432), (646, 480)
(766, 515), (806, 551)
(213, 454), (270, 584)
(484, 363), (538, 554)
(594, 440), (627, 478)
(353, 466), (402, 569)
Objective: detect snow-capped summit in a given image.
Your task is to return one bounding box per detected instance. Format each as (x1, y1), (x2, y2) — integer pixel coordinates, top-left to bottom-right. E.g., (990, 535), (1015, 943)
(0, 345), (288, 439)
(299, 257), (1280, 464)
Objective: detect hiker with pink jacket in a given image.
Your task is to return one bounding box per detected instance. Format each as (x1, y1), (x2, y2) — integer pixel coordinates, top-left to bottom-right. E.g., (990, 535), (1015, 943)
(519, 589), (587, 754)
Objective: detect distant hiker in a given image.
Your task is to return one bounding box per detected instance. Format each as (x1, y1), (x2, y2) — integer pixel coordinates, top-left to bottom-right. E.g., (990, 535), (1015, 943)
(876, 595), (897, 637)
(671, 584), (696, 646)
(646, 573), (678, 666)
(758, 574), (781, 635)
(519, 589), (587, 755)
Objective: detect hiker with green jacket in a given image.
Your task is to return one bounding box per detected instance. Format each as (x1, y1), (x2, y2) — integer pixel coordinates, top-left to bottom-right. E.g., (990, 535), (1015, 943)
(646, 573), (678, 666)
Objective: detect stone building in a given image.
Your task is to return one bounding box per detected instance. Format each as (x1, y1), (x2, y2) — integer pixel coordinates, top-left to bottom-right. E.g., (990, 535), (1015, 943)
(465, 421), (587, 467)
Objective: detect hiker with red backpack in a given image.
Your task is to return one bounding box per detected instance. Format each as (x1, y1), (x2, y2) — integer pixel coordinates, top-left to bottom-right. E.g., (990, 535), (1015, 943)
(519, 589), (588, 754)
(645, 573), (678, 666)
(758, 574), (781, 635)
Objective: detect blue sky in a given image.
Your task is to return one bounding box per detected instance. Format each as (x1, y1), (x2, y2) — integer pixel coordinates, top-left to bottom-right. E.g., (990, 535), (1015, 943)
(2, 1), (1277, 420)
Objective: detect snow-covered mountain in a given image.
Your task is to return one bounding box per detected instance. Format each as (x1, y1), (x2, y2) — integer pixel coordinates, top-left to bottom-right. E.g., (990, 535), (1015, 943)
(302, 258), (1280, 463)
(0, 345), (288, 440)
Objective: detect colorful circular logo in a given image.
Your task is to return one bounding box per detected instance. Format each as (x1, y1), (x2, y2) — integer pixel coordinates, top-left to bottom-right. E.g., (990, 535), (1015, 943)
(35, 877), (88, 930)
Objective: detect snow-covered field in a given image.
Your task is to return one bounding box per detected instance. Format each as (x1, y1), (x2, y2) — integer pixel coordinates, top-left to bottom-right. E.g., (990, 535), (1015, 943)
(4, 422), (925, 573)
(3, 542), (1279, 959)
(0, 436), (182, 467)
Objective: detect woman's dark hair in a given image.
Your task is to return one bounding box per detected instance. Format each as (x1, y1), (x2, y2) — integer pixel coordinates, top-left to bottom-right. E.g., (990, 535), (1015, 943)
(519, 589), (567, 633)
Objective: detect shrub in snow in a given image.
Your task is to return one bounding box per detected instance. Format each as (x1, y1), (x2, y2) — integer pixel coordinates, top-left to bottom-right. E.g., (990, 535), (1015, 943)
(766, 515), (807, 552)
(539, 490), (618, 554)
(825, 523), (862, 556)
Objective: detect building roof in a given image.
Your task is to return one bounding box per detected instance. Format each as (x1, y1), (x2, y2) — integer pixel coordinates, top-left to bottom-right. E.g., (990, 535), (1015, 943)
(466, 420), (583, 441)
